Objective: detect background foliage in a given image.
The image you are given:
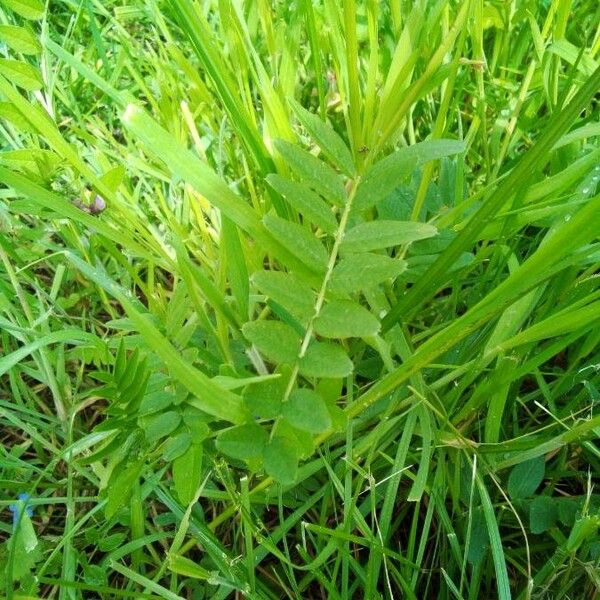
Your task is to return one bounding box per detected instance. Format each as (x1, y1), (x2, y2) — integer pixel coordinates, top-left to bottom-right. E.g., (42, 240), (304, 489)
(0, 0), (599, 598)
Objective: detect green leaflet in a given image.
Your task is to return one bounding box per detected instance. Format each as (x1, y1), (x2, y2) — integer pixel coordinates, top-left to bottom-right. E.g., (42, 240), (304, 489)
(1, 0), (45, 19)
(0, 25), (41, 54)
(105, 459), (145, 518)
(507, 456), (545, 499)
(314, 300), (380, 338)
(0, 58), (42, 91)
(243, 375), (285, 419)
(354, 139), (465, 212)
(329, 253), (407, 293)
(289, 98), (356, 177)
(215, 423), (268, 460)
(172, 442), (203, 505)
(263, 436), (299, 484)
(263, 213), (329, 273)
(266, 174), (338, 234)
(341, 220), (438, 253)
(299, 341), (354, 378)
(530, 497), (558, 534)
(141, 411), (181, 444)
(251, 270), (315, 323)
(273, 138), (347, 205)
(282, 389), (332, 433)
(242, 320), (301, 364)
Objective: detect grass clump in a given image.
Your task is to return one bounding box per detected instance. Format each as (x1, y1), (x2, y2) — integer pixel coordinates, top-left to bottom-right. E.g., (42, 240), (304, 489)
(1, 0), (599, 598)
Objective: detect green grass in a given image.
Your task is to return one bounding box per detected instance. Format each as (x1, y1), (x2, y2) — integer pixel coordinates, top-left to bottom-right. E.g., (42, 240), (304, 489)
(1, 0), (599, 598)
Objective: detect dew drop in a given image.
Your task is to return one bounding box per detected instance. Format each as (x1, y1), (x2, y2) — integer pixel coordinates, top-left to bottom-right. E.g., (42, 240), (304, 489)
(582, 188), (589, 193)
(564, 214), (571, 222)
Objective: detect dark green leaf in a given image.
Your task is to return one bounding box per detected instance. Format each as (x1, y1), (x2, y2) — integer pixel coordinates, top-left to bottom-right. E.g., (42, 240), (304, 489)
(299, 341), (354, 378)
(263, 213), (329, 273)
(530, 496), (558, 534)
(267, 174), (338, 233)
(263, 436), (299, 484)
(314, 300), (380, 338)
(508, 456), (545, 499)
(215, 423), (268, 460)
(289, 99), (355, 176)
(282, 389), (331, 433)
(274, 139), (346, 204)
(341, 220), (437, 253)
(242, 319), (301, 364)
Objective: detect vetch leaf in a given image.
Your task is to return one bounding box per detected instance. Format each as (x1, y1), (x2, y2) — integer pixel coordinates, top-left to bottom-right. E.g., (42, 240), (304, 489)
(263, 213), (329, 273)
(273, 139), (346, 204)
(142, 411), (182, 444)
(289, 99), (355, 177)
(173, 442), (203, 505)
(251, 270), (315, 322)
(354, 139), (465, 212)
(330, 253), (406, 294)
(282, 389), (332, 433)
(105, 459), (144, 518)
(0, 58), (42, 91)
(263, 436), (299, 484)
(530, 496), (558, 534)
(266, 174), (338, 234)
(0, 25), (41, 54)
(341, 220), (437, 253)
(216, 423), (268, 460)
(242, 320), (301, 364)
(314, 300), (380, 338)
(242, 375), (285, 419)
(1, 0), (45, 19)
(299, 341), (353, 378)
(507, 455), (545, 499)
